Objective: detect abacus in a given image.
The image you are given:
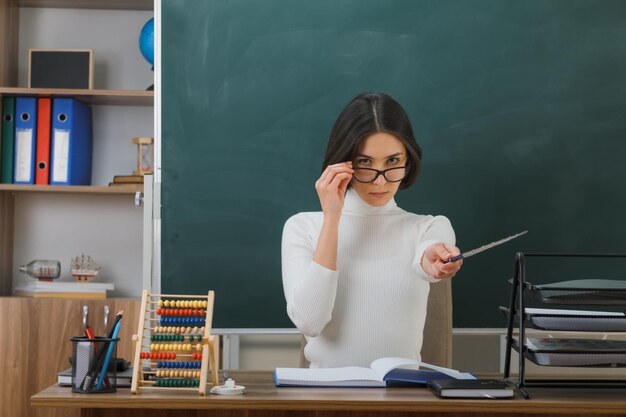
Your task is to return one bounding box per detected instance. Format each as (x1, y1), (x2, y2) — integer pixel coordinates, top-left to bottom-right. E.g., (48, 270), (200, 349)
(131, 290), (219, 395)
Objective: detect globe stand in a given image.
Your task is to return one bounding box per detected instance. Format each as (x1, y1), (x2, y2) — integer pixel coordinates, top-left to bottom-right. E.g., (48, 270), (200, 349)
(147, 66), (154, 91)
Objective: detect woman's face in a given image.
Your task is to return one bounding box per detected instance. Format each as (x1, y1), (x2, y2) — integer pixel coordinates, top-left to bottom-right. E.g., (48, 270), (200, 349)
(351, 132), (407, 207)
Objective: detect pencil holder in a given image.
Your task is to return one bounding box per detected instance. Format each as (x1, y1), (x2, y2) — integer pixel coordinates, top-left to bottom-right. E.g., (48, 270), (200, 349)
(71, 336), (119, 393)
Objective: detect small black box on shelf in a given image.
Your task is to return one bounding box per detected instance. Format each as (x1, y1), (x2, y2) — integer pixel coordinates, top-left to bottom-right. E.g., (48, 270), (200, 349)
(29, 49), (93, 89)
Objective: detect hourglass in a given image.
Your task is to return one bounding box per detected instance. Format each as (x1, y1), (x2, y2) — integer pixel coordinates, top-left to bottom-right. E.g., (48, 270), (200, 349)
(132, 137), (154, 175)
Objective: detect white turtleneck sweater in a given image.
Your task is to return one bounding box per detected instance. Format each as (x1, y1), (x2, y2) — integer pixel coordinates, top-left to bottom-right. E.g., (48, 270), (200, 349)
(281, 188), (455, 368)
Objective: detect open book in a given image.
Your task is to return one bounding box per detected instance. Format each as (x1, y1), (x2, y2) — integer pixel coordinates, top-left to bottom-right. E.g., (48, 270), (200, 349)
(274, 357), (476, 387)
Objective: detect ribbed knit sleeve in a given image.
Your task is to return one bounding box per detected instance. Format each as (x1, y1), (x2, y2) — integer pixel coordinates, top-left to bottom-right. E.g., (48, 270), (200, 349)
(412, 215), (456, 283)
(281, 214), (339, 336)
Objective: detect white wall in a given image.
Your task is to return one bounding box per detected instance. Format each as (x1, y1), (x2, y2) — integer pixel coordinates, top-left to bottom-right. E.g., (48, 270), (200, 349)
(13, 7), (154, 296)
(13, 193), (144, 297)
(18, 8), (153, 90)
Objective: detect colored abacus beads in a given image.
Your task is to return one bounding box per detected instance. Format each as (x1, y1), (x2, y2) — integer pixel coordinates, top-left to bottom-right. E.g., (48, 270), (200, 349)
(156, 361), (202, 369)
(140, 352), (177, 360)
(160, 317), (205, 326)
(160, 299), (208, 309)
(156, 308), (206, 317)
(155, 370), (202, 378)
(153, 326), (205, 334)
(150, 333), (204, 342)
(149, 343), (196, 352)
(155, 379), (200, 387)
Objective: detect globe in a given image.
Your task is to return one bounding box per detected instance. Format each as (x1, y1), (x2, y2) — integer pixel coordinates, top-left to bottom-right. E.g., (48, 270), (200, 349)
(139, 17), (154, 66)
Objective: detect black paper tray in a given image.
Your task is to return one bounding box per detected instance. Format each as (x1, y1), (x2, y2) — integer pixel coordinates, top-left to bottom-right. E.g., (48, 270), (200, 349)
(513, 338), (626, 367)
(524, 308), (626, 332)
(524, 351), (626, 367)
(526, 279), (626, 305)
(499, 307), (626, 332)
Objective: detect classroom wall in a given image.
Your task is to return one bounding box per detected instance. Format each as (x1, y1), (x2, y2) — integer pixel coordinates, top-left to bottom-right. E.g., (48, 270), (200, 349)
(12, 8), (153, 296)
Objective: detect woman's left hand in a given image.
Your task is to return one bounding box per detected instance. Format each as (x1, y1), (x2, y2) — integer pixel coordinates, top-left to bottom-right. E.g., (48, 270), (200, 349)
(421, 243), (463, 279)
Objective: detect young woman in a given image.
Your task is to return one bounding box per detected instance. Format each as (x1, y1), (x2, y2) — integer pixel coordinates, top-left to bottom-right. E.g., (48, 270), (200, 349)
(281, 92), (463, 368)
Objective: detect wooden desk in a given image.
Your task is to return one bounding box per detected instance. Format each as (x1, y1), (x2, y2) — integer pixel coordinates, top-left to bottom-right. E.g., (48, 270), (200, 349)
(32, 371), (626, 417)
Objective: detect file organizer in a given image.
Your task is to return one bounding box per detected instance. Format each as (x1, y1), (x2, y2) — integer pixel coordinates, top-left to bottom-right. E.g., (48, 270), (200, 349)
(131, 290), (219, 395)
(502, 253), (626, 399)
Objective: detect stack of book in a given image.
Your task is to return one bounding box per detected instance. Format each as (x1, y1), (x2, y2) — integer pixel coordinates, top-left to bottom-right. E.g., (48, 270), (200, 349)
(14, 280), (114, 299)
(109, 175), (143, 186)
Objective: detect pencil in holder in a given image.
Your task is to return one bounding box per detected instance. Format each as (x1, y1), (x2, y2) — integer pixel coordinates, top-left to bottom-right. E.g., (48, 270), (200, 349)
(71, 336), (119, 393)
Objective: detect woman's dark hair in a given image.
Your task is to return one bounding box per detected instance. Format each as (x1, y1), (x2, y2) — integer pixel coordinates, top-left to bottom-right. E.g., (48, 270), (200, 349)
(322, 92), (422, 189)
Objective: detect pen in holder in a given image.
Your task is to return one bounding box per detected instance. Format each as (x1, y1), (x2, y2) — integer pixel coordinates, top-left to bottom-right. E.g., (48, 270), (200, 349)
(71, 336), (119, 393)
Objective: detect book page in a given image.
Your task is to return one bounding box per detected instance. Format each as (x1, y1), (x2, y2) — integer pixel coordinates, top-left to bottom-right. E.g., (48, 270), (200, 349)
(275, 366), (380, 383)
(370, 357), (474, 380)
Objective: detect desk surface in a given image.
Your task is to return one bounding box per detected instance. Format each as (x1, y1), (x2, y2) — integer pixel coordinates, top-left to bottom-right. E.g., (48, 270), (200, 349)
(32, 371), (626, 416)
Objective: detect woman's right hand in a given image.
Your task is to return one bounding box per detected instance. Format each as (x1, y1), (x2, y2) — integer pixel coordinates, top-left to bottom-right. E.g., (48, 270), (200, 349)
(315, 162), (353, 219)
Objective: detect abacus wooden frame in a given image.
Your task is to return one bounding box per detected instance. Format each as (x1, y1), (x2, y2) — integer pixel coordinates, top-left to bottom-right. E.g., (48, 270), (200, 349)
(131, 290), (220, 395)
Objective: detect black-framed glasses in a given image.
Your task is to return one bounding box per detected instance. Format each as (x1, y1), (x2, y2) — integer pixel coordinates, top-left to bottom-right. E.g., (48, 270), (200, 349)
(352, 166), (407, 183)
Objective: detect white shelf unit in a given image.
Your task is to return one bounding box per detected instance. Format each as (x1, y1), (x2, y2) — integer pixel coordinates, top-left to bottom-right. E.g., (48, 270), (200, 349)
(0, 0), (155, 297)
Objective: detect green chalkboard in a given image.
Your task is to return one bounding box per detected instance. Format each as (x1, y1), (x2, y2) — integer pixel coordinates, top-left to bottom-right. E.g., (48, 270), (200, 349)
(162, 0), (626, 328)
